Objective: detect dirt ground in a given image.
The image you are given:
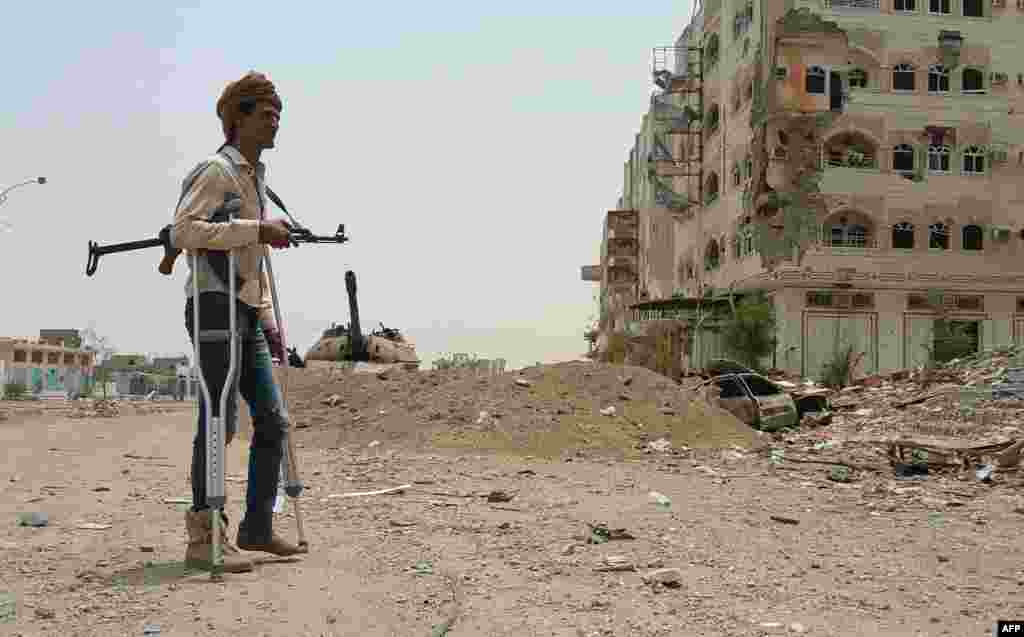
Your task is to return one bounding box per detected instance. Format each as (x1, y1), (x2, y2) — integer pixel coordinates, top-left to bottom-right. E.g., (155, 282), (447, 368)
(2, 362), (1024, 636)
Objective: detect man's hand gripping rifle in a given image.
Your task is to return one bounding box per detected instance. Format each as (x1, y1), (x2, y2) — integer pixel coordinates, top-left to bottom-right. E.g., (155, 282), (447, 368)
(84, 204), (348, 277)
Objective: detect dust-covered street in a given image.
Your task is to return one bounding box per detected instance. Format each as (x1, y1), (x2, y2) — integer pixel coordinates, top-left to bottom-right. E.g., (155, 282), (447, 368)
(2, 362), (1023, 636)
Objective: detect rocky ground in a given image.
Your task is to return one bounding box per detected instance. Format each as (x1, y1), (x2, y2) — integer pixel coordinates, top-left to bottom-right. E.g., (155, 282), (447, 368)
(1, 360), (1023, 636)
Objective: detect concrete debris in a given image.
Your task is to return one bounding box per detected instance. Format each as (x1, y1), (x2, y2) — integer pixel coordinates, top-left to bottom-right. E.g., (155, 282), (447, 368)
(641, 567), (682, 588)
(69, 399), (121, 418)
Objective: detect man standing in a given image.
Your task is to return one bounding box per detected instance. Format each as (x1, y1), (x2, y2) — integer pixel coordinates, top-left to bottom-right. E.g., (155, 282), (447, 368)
(172, 71), (302, 572)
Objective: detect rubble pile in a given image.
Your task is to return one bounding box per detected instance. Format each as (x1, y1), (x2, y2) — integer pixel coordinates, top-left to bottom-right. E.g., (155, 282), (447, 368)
(69, 399), (121, 419)
(289, 361), (762, 458)
(764, 346), (1024, 485)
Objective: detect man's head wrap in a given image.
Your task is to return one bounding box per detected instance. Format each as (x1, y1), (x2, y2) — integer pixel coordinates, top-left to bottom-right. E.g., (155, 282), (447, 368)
(216, 71), (283, 141)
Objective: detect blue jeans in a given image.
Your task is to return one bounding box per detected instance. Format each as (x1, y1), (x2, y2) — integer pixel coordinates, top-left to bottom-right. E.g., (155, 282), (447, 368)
(184, 292), (287, 541)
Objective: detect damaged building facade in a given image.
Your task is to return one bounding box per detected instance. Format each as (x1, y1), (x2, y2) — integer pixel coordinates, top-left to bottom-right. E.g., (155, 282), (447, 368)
(584, 0), (1024, 380)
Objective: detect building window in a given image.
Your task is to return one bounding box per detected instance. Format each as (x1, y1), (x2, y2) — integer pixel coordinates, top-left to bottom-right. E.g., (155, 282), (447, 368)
(928, 65), (950, 93)
(806, 65), (827, 95)
(848, 68), (868, 88)
(744, 155), (752, 178)
(47, 352), (59, 365)
(705, 104), (720, 133)
(963, 145), (986, 174)
(824, 214), (872, 247)
(928, 145), (951, 172)
(31, 351), (43, 364)
(830, 223), (868, 247)
(893, 144), (915, 172)
(705, 239), (721, 271)
(733, 3), (753, 38)
(732, 161), (742, 186)
(63, 353), (74, 365)
(13, 350), (27, 363)
(929, 0), (951, 13)
(962, 0), (983, 16)
(894, 0), (916, 10)
(893, 63), (916, 91)
(962, 224), (984, 250)
(705, 34), (720, 68)
(962, 67), (985, 93)
(929, 222), (950, 249)
(705, 172), (720, 204)
(892, 222), (915, 248)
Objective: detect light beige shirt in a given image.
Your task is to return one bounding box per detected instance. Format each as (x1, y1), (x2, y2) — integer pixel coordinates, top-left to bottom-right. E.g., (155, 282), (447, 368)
(172, 145), (276, 329)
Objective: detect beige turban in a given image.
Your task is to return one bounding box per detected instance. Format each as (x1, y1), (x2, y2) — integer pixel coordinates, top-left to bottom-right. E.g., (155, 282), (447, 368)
(216, 71), (283, 141)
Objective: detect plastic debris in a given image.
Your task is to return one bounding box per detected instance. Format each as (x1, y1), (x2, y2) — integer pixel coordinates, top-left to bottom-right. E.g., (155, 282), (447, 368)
(649, 491), (671, 511)
(16, 512), (48, 527)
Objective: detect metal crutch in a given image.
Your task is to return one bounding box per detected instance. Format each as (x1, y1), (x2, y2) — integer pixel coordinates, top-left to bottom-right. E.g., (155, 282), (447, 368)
(263, 249), (309, 551)
(191, 248), (240, 581)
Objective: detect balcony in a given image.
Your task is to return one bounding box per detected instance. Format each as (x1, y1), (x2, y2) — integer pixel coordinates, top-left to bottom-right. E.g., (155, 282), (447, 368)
(581, 265), (602, 282)
(824, 0), (880, 9)
(652, 159), (692, 178)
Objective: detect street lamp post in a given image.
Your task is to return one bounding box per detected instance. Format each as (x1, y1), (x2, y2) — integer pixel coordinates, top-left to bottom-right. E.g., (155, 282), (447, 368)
(0, 177), (47, 232)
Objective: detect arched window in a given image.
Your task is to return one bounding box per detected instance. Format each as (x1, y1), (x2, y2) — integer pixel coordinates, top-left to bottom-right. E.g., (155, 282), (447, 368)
(892, 222), (915, 249)
(962, 67), (985, 93)
(825, 213), (872, 248)
(963, 146), (985, 174)
(962, 224), (983, 250)
(962, 0), (983, 16)
(893, 63), (916, 91)
(705, 34), (720, 67)
(705, 172), (719, 204)
(929, 222), (949, 249)
(848, 68), (868, 89)
(928, 145), (951, 172)
(705, 104), (720, 133)
(806, 65), (827, 95)
(928, 65), (949, 93)
(929, 0), (951, 14)
(705, 239), (720, 270)
(732, 161), (742, 186)
(893, 144), (915, 172)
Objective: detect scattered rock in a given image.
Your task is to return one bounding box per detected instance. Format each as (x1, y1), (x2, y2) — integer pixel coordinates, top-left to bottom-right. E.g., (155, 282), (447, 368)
(594, 555), (634, 572)
(33, 607), (55, 620)
(514, 378), (532, 388)
(769, 515), (799, 525)
(646, 438), (672, 453)
(641, 567), (682, 588)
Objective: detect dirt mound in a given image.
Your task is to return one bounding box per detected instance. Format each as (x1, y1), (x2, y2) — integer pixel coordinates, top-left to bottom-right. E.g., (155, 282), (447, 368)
(285, 361), (761, 458)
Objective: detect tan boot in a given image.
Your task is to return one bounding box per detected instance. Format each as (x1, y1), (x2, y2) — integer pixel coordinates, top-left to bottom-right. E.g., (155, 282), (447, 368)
(184, 509), (254, 573)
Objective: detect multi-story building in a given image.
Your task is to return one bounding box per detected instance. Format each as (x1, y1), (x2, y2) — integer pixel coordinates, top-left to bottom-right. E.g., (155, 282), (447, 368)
(585, 0), (1024, 380)
(0, 336), (96, 397)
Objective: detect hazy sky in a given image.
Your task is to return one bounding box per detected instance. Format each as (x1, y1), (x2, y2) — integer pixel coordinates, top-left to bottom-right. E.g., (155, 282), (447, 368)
(1, 1), (694, 371)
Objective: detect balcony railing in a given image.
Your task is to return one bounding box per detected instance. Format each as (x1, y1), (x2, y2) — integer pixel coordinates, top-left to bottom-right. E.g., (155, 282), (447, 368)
(824, 153), (877, 169)
(825, 0), (880, 9)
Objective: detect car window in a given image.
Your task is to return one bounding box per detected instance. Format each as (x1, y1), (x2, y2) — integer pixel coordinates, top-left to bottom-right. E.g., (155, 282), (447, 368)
(714, 377), (747, 399)
(741, 374), (782, 397)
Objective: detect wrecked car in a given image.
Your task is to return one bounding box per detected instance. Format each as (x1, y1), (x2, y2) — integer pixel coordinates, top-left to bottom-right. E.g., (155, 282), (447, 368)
(698, 373), (799, 431)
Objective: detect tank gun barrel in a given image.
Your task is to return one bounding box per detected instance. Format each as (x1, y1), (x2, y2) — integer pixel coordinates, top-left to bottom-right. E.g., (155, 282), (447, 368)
(344, 270), (367, 361)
